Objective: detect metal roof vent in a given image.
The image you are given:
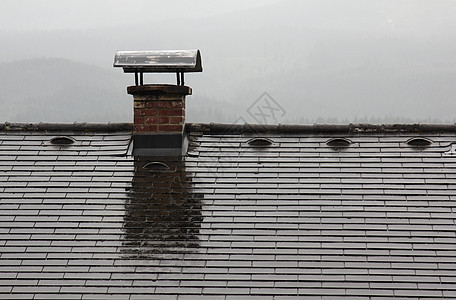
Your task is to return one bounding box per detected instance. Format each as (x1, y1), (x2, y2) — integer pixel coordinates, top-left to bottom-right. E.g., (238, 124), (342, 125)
(50, 136), (75, 146)
(406, 137), (433, 147)
(247, 137), (273, 147)
(444, 143), (456, 156)
(143, 162), (170, 171)
(114, 50), (202, 86)
(326, 138), (352, 148)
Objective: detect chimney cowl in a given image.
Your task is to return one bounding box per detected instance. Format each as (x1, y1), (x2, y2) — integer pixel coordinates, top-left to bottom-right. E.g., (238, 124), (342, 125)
(114, 49), (202, 86)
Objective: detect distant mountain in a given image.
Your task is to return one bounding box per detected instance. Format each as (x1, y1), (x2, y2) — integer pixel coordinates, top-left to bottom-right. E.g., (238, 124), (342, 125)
(0, 58), (131, 122)
(2, 53), (456, 124)
(0, 57), (233, 123)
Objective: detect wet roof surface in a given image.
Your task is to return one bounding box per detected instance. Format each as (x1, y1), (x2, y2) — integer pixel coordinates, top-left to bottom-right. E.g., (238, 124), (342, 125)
(1, 124), (456, 299)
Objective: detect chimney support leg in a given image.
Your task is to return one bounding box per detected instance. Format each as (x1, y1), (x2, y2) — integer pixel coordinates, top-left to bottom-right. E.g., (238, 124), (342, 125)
(180, 72), (185, 86)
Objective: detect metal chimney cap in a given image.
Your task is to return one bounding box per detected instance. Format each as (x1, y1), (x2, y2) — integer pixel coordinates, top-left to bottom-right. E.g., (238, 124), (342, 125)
(113, 49), (202, 73)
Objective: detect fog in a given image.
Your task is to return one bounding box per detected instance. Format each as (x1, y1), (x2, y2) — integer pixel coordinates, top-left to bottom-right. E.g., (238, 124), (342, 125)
(1, 0), (456, 124)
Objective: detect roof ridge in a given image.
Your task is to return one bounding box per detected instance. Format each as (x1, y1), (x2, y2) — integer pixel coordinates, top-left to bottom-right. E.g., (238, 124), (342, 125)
(186, 122), (456, 134)
(2, 122), (456, 133)
(0, 122), (133, 132)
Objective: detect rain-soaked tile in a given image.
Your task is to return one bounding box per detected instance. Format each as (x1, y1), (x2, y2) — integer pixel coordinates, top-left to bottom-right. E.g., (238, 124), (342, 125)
(2, 129), (456, 298)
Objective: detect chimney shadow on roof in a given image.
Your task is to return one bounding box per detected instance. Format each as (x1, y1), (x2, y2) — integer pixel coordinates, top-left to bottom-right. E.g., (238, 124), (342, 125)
(121, 155), (203, 259)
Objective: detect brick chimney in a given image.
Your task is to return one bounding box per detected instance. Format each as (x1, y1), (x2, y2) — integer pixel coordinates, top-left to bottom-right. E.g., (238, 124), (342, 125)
(128, 84), (191, 134)
(113, 49), (202, 155)
(127, 84), (192, 156)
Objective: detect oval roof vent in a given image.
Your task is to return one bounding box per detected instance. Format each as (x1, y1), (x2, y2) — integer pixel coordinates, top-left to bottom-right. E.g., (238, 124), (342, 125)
(406, 137), (433, 147)
(143, 161), (170, 171)
(50, 136), (75, 146)
(326, 138), (352, 148)
(247, 137), (273, 147)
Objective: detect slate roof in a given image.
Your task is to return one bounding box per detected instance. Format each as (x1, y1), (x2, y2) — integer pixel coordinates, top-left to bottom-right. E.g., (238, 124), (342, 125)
(1, 122), (456, 299)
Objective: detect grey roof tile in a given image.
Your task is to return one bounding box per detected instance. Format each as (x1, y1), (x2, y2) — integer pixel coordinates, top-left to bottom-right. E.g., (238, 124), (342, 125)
(2, 126), (456, 298)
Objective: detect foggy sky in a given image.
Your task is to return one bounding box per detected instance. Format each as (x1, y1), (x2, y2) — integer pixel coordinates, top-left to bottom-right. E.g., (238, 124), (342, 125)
(0, 0), (278, 31)
(1, 0), (456, 124)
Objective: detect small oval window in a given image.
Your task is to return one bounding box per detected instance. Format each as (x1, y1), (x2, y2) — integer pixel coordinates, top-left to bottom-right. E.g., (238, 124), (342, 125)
(247, 138), (273, 147)
(50, 136), (75, 146)
(143, 162), (170, 171)
(326, 138), (352, 148)
(406, 137), (432, 147)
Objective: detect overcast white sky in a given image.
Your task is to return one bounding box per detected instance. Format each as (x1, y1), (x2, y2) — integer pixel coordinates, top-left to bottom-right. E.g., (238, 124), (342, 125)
(0, 0), (279, 31)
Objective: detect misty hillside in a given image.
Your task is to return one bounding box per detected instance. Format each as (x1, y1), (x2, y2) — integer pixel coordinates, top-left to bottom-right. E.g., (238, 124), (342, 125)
(0, 58), (131, 122)
(2, 54), (456, 124)
(0, 58), (234, 123)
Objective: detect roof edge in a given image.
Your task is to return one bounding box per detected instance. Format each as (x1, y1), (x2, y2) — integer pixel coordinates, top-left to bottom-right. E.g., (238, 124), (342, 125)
(186, 123), (456, 134)
(0, 122), (133, 132)
(2, 122), (456, 134)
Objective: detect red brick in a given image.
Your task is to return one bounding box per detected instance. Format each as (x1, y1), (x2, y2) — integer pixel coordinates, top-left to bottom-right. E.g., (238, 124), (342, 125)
(158, 124), (183, 132)
(144, 125), (158, 132)
(145, 116), (169, 124)
(159, 108), (184, 117)
(135, 108), (159, 117)
(134, 124), (158, 133)
(134, 101), (145, 109)
(134, 124), (158, 132)
(134, 116), (145, 124)
(145, 101), (172, 108)
(170, 101), (183, 108)
(169, 116), (184, 124)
